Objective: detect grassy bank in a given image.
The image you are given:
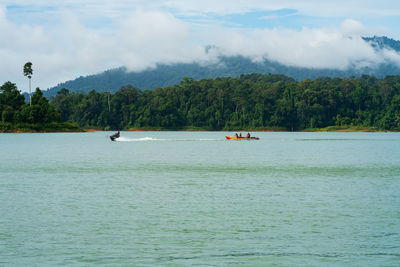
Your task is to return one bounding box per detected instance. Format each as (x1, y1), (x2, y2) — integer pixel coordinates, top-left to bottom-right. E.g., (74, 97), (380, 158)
(0, 121), (84, 133)
(1, 123), (394, 133)
(307, 125), (385, 132)
(124, 126), (288, 132)
(315, 125), (381, 132)
(107, 125), (390, 132)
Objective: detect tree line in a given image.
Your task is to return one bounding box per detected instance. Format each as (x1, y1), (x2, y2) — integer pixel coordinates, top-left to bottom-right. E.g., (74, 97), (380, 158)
(0, 81), (80, 132)
(48, 73), (400, 131)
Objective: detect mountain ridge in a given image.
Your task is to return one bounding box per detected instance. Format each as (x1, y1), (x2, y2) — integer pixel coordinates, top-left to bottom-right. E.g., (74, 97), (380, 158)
(43, 36), (400, 97)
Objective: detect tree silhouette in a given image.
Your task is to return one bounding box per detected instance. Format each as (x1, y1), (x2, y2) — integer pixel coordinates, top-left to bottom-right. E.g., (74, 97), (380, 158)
(23, 62), (33, 106)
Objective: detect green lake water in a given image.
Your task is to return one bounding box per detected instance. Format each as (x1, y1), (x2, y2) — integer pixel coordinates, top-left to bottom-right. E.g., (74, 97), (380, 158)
(1, 131), (400, 266)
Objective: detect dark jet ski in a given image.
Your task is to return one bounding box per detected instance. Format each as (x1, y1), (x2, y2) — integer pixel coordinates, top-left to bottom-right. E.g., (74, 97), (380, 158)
(110, 131), (120, 141)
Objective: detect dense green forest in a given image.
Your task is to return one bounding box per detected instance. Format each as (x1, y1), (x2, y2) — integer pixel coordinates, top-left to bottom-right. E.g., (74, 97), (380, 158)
(48, 73), (400, 131)
(0, 81), (81, 132)
(3, 73), (400, 132)
(44, 36), (400, 97)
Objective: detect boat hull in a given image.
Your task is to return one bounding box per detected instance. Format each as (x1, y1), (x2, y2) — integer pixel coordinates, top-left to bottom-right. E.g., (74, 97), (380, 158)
(225, 136), (259, 140)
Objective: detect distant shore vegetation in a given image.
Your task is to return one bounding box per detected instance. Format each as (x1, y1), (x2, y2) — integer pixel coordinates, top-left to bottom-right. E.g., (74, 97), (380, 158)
(2, 73), (400, 132)
(0, 81), (82, 132)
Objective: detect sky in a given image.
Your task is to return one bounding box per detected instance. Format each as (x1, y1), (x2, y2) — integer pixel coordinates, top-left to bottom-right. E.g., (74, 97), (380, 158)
(1, 0), (400, 92)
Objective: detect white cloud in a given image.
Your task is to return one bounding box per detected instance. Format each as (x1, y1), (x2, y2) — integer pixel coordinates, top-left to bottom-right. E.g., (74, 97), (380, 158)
(115, 9), (208, 71)
(1, 2), (400, 93)
(0, 7), (210, 92)
(204, 19), (398, 70)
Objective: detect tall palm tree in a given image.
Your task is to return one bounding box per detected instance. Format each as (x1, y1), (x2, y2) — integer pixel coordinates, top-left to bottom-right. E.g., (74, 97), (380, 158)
(23, 62), (33, 106)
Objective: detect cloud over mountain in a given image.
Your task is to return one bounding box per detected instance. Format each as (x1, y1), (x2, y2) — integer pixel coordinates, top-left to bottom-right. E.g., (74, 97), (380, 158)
(1, 1), (400, 92)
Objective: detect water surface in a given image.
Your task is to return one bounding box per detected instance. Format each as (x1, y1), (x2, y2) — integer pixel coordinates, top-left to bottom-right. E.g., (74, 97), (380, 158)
(1, 132), (399, 266)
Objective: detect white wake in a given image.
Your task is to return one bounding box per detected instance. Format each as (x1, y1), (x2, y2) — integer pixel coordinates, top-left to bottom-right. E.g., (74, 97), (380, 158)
(116, 137), (163, 142)
(115, 137), (221, 142)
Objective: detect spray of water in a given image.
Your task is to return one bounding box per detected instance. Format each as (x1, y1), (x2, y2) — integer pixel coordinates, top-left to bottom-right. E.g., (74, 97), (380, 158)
(116, 137), (161, 142)
(115, 137), (221, 142)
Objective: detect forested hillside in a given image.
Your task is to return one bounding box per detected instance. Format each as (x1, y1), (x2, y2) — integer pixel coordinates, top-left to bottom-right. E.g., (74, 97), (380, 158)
(51, 74), (400, 131)
(45, 36), (400, 97)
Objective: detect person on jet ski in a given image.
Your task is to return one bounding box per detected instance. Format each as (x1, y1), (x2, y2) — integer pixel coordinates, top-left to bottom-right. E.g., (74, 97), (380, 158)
(111, 131), (120, 139)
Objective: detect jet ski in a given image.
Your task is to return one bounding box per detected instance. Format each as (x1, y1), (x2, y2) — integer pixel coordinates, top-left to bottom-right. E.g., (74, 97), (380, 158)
(110, 131), (120, 141)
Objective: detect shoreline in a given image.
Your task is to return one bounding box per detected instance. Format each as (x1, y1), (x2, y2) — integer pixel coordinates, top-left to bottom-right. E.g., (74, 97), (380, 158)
(1, 127), (396, 133)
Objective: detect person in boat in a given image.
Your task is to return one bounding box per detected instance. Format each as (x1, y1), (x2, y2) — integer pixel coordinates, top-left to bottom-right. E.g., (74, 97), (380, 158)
(246, 132), (251, 138)
(239, 133), (242, 137)
(234, 133), (238, 138)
